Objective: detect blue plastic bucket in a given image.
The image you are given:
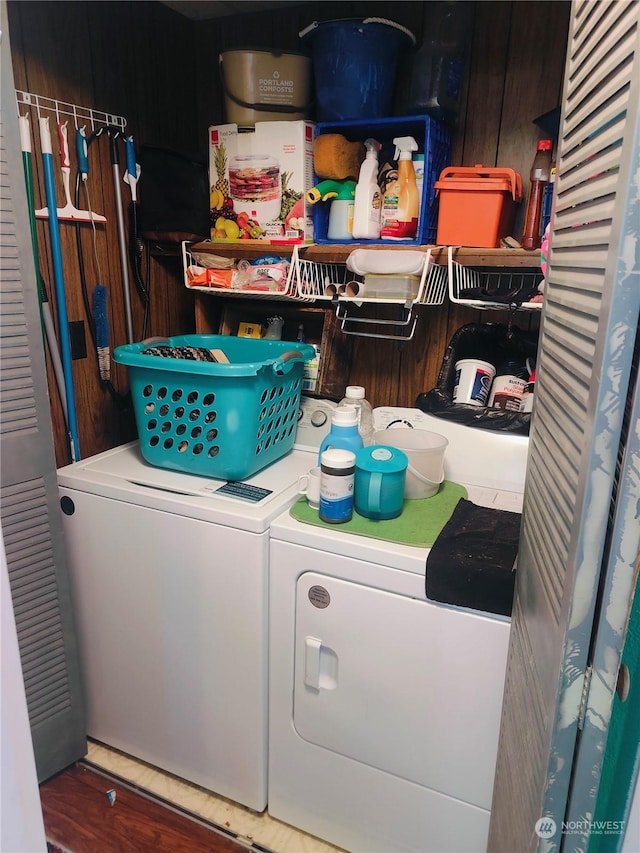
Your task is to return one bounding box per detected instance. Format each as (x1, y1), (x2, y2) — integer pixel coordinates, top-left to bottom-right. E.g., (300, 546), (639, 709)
(300, 18), (415, 122)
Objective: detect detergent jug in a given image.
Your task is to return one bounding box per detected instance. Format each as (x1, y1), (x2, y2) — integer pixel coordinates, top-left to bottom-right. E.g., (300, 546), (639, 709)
(318, 405), (363, 462)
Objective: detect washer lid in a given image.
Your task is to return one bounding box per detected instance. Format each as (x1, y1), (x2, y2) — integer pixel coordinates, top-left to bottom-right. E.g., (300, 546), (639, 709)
(58, 441), (316, 533)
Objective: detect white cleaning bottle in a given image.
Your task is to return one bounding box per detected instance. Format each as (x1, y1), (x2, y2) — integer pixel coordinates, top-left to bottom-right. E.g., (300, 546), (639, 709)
(381, 136), (420, 240)
(352, 138), (382, 240)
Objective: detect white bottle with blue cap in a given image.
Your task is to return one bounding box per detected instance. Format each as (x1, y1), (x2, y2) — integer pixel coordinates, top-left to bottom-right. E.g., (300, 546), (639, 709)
(317, 405), (363, 462)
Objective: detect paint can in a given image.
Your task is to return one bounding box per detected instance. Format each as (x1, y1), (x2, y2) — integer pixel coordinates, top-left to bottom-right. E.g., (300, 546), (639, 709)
(452, 358), (496, 406)
(488, 359), (528, 411)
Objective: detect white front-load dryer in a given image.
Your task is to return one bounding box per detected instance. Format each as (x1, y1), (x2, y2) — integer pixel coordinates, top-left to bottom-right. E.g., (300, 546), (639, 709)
(268, 409), (529, 851)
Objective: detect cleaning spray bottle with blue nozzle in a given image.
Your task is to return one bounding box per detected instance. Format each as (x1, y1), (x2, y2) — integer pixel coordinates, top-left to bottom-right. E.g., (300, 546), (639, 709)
(381, 136), (420, 240)
(352, 138), (382, 239)
(318, 405), (363, 463)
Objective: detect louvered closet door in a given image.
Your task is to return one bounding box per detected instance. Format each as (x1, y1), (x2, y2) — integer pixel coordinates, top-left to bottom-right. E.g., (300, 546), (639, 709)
(488, 2), (640, 851)
(0, 1), (86, 781)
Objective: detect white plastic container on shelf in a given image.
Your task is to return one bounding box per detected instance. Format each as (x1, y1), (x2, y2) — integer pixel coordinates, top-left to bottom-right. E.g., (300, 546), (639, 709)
(338, 386), (375, 446)
(363, 273), (421, 300)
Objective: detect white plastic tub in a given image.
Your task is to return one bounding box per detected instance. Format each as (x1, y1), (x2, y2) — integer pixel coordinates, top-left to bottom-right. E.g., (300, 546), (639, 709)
(373, 428), (448, 498)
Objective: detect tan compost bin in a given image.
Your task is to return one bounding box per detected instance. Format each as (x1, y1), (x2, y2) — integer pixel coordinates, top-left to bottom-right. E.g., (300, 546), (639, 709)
(219, 49), (311, 127)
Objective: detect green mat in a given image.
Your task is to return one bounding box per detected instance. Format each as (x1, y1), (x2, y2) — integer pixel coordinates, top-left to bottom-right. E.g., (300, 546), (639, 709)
(289, 481), (468, 548)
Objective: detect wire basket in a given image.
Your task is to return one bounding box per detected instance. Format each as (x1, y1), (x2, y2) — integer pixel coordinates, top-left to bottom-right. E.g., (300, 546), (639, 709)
(293, 246), (447, 305)
(181, 242), (312, 302)
(113, 335), (316, 480)
(447, 248), (543, 311)
(294, 252), (363, 300)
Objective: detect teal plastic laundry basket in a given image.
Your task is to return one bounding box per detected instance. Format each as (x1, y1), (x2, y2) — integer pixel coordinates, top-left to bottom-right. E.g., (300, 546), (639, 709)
(113, 334), (316, 480)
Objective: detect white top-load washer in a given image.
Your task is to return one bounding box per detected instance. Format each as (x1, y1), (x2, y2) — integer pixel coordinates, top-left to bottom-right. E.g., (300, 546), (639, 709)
(268, 408), (529, 852)
(56, 397), (335, 812)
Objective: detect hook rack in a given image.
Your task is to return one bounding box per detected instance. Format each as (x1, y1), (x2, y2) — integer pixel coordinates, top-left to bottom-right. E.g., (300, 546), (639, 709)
(15, 90), (126, 131)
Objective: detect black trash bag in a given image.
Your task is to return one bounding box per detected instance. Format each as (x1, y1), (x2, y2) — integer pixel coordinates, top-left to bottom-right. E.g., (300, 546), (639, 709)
(138, 146), (210, 243)
(415, 322), (538, 435)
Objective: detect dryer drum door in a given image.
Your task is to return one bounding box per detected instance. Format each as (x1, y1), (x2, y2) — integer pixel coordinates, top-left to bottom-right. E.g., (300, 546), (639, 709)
(293, 572), (510, 810)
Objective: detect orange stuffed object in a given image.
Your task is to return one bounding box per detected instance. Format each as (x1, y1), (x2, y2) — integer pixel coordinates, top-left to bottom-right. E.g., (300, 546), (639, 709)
(313, 134), (365, 181)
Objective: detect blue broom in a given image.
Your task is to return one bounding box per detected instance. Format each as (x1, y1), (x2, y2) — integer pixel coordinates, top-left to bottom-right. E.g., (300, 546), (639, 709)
(92, 283), (110, 381)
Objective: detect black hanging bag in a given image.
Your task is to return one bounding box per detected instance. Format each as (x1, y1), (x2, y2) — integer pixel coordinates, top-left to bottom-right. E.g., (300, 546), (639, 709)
(415, 322), (539, 435)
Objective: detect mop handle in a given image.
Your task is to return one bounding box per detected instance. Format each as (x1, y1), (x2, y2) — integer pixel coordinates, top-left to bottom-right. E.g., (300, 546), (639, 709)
(110, 133), (134, 343)
(57, 121), (70, 169)
(39, 116), (81, 461)
(125, 135), (136, 178)
(124, 135), (139, 203)
(18, 117), (37, 261)
(76, 127), (89, 181)
(19, 113), (32, 153)
(19, 114), (70, 426)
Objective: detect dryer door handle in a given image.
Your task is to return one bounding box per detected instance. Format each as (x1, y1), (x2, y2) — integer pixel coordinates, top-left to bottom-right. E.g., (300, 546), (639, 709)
(303, 636), (338, 691)
(304, 636), (322, 690)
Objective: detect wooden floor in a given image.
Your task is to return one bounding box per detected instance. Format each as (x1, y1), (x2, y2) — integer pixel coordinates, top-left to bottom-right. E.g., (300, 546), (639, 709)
(40, 764), (259, 853)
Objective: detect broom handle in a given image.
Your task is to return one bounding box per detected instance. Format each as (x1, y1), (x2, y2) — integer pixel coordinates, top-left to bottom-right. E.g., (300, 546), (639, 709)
(39, 116), (81, 461)
(110, 133), (134, 343)
(19, 115), (70, 429)
(57, 121), (75, 209)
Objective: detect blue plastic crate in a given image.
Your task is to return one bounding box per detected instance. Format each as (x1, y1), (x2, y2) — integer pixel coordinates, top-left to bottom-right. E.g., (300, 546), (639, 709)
(312, 115), (451, 246)
(113, 334), (316, 480)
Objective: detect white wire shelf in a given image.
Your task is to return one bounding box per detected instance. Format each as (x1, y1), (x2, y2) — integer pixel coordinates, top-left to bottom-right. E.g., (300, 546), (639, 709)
(292, 246), (448, 307)
(446, 246), (543, 311)
(181, 242), (313, 303)
(182, 241), (544, 315)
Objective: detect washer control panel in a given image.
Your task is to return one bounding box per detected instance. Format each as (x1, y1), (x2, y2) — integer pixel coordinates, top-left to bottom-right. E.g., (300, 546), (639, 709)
(295, 398), (337, 450)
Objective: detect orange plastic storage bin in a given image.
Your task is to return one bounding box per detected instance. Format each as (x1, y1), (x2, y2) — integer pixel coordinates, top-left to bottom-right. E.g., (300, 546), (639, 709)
(435, 165), (522, 248)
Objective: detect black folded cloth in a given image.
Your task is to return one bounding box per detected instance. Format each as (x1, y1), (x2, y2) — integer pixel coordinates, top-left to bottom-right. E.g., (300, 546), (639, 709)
(425, 498), (521, 616)
(458, 284), (541, 305)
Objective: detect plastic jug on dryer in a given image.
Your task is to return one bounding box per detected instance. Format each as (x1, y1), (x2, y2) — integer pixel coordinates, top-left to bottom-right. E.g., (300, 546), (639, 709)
(318, 405), (363, 462)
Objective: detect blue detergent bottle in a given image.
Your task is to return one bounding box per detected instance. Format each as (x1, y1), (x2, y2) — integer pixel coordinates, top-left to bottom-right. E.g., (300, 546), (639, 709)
(318, 405), (364, 462)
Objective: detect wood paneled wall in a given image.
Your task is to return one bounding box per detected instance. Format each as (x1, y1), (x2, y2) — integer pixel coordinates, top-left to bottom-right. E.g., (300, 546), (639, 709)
(8, 0), (570, 467)
(8, 0), (200, 466)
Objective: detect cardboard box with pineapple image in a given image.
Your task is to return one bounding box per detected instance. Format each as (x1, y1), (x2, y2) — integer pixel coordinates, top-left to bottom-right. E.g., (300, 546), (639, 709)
(209, 121), (315, 244)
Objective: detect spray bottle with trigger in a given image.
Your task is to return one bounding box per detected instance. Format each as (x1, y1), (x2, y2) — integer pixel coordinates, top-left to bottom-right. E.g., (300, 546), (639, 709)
(380, 136), (420, 240)
(352, 138), (382, 240)
(306, 179), (356, 240)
